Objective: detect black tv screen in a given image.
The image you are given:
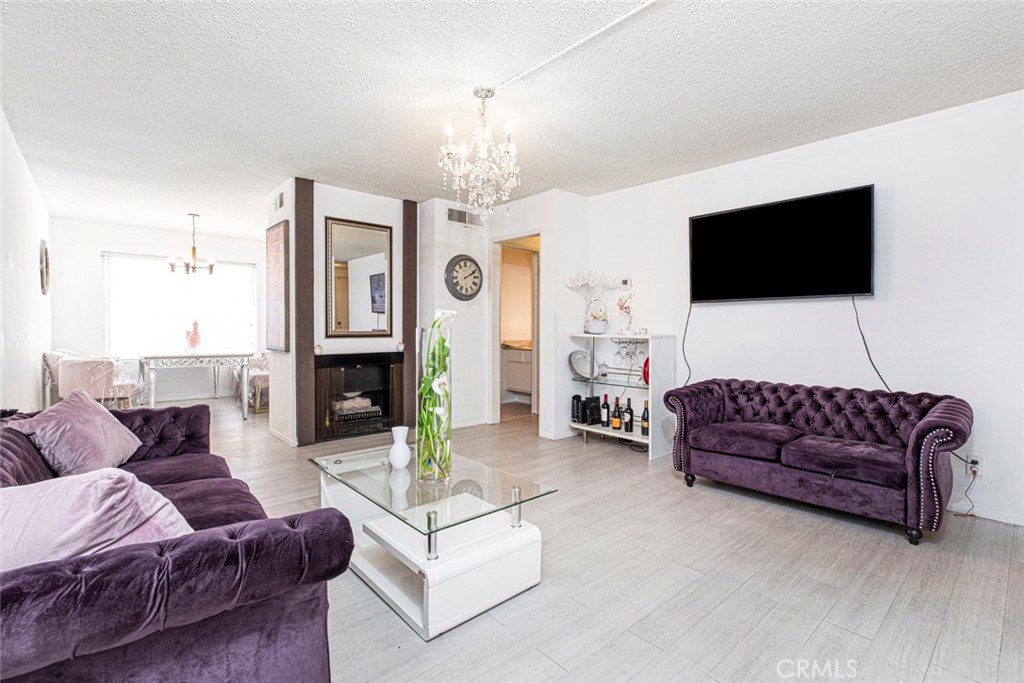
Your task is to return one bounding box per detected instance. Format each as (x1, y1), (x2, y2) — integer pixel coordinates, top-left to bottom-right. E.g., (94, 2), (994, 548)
(689, 185), (873, 303)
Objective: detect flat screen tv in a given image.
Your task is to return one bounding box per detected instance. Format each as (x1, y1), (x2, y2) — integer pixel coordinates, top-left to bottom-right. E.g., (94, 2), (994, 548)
(689, 185), (873, 303)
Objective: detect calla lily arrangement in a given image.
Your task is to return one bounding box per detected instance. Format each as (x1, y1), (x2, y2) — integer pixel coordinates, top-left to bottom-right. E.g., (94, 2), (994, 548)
(417, 309), (456, 481)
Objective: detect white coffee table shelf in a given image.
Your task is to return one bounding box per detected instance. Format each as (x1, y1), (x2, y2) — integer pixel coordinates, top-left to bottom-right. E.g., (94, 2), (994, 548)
(314, 450), (552, 641)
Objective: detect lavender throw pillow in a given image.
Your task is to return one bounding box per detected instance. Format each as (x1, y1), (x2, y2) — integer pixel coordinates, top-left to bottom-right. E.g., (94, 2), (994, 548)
(0, 468), (194, 572)
(8, 388), (142, 476)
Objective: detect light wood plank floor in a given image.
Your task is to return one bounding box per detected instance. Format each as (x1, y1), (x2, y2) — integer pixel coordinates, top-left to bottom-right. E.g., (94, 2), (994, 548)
(200, 398), (1021, 683)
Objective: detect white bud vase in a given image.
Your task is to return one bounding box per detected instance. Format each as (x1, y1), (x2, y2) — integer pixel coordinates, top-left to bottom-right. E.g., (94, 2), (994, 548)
(389, 426), (411, 469)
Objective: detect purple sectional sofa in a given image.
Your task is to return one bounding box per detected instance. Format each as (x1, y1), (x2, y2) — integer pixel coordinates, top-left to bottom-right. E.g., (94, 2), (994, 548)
(664, 379), (973, 544)
(0, 404), (354, 682)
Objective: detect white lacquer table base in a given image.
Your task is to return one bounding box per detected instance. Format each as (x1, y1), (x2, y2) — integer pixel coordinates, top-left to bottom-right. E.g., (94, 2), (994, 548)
(320, 472), (542, 641)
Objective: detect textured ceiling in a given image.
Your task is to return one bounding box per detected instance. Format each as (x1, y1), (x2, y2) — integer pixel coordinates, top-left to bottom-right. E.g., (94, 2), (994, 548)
(2, 1), (1022, 238)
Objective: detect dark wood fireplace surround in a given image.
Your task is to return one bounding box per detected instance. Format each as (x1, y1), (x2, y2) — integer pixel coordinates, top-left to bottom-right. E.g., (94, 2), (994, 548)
(314, 352), (404, 442)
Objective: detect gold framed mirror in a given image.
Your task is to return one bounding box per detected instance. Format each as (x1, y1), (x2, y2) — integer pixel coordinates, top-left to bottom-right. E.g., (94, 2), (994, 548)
(326, 217), (392, 337)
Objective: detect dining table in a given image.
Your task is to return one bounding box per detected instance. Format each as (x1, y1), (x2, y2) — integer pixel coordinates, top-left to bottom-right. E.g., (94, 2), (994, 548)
(138, 353), (252, 420)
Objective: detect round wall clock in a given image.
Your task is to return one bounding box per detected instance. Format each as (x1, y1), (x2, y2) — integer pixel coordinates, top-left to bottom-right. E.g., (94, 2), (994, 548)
(444, 254), (482, 301)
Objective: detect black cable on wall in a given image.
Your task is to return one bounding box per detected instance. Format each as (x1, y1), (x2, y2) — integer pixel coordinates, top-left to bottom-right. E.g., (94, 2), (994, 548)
(851, 295), (891, 392)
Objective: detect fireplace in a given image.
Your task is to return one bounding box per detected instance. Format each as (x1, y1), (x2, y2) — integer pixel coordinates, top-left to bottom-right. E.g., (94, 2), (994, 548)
(314, 353), (404, 442)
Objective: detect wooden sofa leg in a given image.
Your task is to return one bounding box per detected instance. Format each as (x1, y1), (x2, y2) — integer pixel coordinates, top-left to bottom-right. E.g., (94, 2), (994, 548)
(684, 474), (695, 487)
(906, 528), (923, 545)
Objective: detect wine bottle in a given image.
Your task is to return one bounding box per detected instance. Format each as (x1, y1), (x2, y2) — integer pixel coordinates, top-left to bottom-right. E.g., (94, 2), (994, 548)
(623, 398), (634, 433)
(641, 400), (650, 436)
(601, 394), (610, 428)
(611, 398), (622, 430)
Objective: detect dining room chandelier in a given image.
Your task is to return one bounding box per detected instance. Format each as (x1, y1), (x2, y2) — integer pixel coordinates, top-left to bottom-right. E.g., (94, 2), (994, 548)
(438, 86), (520, 222)
(168, 213), (214, 274)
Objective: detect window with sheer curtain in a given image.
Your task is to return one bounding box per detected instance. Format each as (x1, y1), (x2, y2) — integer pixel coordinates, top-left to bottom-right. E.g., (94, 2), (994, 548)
(103, 252), (257, 358)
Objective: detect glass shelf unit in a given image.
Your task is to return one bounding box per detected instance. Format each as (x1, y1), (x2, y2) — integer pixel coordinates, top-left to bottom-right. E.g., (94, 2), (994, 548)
(568, 332), (675, 460)
(572, 421), (650, 445)
(572, 377), (648, 390)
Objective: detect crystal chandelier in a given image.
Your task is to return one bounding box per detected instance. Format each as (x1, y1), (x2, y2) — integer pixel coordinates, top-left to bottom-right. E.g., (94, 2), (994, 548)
(438, 87), (521, 222)
(168, 213), (215, 274)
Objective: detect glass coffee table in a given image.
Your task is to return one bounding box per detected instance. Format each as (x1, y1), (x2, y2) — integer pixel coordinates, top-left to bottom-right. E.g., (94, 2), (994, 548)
(310, 446), (556, 640)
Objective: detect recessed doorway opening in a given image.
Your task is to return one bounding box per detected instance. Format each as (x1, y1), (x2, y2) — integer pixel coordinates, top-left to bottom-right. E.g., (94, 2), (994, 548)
(496, 235), (539, 422)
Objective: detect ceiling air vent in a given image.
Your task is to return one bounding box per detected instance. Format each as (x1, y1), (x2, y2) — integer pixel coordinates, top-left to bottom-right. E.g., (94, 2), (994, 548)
(447, 208), (483, 228)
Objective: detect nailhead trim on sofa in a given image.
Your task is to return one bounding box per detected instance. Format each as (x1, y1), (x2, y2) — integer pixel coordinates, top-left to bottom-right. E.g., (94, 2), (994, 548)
(919, 428), (953, 532)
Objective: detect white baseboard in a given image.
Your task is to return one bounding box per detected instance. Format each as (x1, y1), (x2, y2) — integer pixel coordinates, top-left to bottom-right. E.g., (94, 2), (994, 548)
(541, 427), (576, 441)
(267, 427), (298, 447)
(948, 501), (1024, 527)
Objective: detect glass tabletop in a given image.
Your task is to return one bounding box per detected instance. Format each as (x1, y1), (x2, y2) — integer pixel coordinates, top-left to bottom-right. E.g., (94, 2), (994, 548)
(309, 446), (556, 536)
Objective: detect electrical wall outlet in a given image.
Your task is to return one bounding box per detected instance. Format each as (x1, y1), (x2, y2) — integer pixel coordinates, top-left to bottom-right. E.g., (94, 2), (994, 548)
(620, 277), (632, 288)
(966, 455), (984, 478)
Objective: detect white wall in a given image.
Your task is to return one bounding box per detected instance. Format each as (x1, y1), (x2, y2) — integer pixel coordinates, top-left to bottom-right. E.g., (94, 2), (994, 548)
(1, 109), (52, 411)
(346, 251), (387, 331)
(421, 190), (591, 438)
(500, 248), (533, 341)
(48, 217), (265, 402)
(587, 91), (1024, 524)
(418, 199), (492, 428)
(313, 183), (404, 355)
(267, 178), (296, 444)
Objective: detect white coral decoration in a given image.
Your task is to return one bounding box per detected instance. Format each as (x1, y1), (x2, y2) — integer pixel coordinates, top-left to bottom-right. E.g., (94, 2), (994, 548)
(565, 271), (616, 302)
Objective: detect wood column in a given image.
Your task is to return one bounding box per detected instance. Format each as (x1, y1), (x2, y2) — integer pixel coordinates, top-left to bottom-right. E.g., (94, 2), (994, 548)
(402, 199), (418, 426)
(295, 178), (316, 446)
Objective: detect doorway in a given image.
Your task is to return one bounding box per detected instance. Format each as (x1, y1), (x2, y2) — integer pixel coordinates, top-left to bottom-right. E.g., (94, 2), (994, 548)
(497, 235), (540, 421)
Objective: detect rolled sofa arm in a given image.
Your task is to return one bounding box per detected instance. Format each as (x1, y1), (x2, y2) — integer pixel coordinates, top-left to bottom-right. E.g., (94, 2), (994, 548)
(114, 404), (212, 460)
(663, 380), (725, 474)
(0, 508), (354, 679)
(905, 397), (974, 533)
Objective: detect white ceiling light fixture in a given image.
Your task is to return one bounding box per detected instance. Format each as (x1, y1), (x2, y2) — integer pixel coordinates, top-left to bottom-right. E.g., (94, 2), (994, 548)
(168, 213), (215, 274)
(437, 86), (519, 223)
(437, 0), (660, 222)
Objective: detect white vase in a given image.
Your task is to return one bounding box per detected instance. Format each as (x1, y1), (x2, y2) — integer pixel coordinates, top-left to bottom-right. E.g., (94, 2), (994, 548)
(389, 426), (411, 469)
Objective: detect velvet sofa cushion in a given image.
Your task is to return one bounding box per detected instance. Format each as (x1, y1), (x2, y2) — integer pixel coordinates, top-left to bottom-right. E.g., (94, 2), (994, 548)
(6, 389), (142, 476)
(0, 425), (57, 488)
(688, 422), (803, 461)
(155, 478), (267, 530)
(718, 379), (949, 449)
(781, 435), (907, 489)
(0, 468), (193, 572)
(121, 453), (232, 487)
(113, 405), (211, 461)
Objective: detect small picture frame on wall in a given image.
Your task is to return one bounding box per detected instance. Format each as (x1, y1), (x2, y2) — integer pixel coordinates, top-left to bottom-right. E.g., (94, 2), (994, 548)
(266, 220), (289, 351)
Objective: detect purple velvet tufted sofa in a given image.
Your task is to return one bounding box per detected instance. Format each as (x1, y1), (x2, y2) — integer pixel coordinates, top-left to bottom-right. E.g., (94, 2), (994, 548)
(664, 379), (973, 544)
(0, 404), (354, 682)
